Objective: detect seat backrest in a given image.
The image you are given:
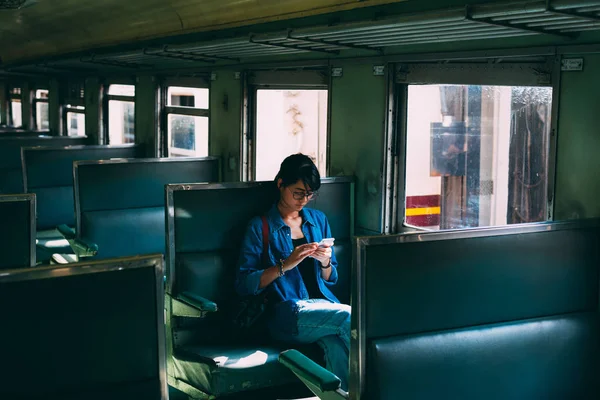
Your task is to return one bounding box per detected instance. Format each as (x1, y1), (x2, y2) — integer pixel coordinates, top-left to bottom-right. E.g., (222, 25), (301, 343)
(22, 144), (143, 230)
(0, 194), (36, 269)
(352, 219), (600, 400)
(0, 135), (88, 193)
(0, 254), (167, 400)
(74, 157), (220, 259)
(165, 177), (354, 346)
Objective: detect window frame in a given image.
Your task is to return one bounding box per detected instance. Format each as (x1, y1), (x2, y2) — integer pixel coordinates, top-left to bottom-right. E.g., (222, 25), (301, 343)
(103, 81), (136, 145)
(61, 81), (86, 136)
(32, 88), (49, 131)
(242, 68), (331, 181)
(160, 77), (211, 158)
(63, 106), (86, 137)
(8, 86), (22, 127)
(390, 57), (559, 233)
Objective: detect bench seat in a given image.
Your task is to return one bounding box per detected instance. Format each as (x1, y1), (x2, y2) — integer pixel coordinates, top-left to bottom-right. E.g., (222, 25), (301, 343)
(172, 344), (323, 397)
(36, 228), (74, 262)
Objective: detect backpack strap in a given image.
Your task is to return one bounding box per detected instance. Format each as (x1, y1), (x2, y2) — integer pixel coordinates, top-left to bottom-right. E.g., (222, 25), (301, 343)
(260, 215), (269, 267)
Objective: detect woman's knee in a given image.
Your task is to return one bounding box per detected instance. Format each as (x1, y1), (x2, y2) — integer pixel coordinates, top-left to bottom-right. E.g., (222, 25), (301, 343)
(336, 303), (351, 323)
(335, 304), (351, 337)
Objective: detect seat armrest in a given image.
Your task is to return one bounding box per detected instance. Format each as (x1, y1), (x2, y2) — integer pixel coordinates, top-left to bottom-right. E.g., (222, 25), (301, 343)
(51, 253), (79, 265)
(57, 224), (76, 239)
(69, 237), (98, 257)
(279, 349), (342, 393)
(56, 224), (98, 258)
(169, 292), (218, 318)
(179, 291), (218, 312)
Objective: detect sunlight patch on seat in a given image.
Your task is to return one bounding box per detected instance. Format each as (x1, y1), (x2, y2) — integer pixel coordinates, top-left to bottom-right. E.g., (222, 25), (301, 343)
(175, 207), (192, 219)
(40, 239), (70, 248)
(221, 351), (269, 369)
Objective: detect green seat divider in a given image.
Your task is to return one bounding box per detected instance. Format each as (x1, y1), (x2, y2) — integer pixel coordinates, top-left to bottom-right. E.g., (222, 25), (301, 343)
(57, 224), (98, 258)
(279, 350), (342, 393)
(179, 291), (218, 313)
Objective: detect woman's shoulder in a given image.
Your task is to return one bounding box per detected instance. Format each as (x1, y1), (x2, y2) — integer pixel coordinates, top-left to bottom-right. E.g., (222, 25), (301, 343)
(303, 207), (329, 224)
(246, 215), (265, 229)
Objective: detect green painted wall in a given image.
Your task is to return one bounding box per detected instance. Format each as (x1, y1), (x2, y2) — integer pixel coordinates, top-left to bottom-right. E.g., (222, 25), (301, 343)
(84, 77), (102, 144)
(135, 75), (160, 157)
(21, 82), (32, 130)
(5, 39), (600, 230)
(48, 79), (61, 135)
(329, 63), (387, 234)
(554, 54), (600, 221)
(209, 71), (242, 182)
(0, 82), (7, 126)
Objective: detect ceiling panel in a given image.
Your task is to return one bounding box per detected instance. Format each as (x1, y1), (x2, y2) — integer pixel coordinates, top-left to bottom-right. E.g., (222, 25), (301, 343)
(0, 0), (405, 64)
(2, 0), (600, 76)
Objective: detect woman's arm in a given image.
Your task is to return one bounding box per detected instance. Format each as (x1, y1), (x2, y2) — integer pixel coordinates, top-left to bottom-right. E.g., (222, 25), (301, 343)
(311, 213), (338, 284)
(236, 217), (318, 294)
(235, 218), (267, 296)
(265, 244), (319, 287)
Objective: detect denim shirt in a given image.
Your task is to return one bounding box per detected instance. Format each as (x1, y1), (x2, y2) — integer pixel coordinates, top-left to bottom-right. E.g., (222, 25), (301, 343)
(235, 203), (340, 332)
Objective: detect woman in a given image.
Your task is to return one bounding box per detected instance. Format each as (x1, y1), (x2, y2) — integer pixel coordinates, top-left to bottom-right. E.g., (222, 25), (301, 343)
(235, 153), (350, 391)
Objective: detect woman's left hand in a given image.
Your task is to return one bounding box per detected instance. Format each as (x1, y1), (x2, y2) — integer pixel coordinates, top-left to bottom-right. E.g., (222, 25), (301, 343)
(311, 245), (332, 266)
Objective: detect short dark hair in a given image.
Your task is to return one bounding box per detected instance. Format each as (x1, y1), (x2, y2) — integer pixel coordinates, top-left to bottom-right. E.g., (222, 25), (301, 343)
(275, 153), (321, 192)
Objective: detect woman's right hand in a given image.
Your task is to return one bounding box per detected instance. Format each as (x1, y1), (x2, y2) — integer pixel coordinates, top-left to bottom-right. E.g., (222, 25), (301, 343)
(283, 243), (318, 271)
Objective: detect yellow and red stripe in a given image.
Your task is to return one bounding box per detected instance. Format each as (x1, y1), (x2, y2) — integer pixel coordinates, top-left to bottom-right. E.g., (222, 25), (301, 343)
(406, 195), (441, 226)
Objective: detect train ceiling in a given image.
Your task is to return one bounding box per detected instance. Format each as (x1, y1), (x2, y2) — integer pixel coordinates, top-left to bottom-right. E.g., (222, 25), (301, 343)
(2, 0), (600, 77)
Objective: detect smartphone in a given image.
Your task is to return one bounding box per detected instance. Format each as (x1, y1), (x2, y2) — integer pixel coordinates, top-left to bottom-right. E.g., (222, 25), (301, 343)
(317, 238), (335, 247)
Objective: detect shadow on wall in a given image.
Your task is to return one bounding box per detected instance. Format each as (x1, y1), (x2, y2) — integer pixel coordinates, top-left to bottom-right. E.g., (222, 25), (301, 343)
(558, 200), (587, 221)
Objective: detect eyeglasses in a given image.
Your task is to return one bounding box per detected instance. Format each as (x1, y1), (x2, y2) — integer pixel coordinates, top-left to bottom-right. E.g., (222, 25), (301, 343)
(288, 187), (318, 201)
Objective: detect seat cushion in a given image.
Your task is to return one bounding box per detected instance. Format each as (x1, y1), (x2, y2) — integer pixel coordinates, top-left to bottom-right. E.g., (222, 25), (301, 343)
(36, 228), (74, 263)
(172, 344), (324, 397)
(80, 207), (165, 259)
(368, 313), (600, 400)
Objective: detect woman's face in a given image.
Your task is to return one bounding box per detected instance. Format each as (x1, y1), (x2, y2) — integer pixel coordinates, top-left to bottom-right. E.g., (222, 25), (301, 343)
(278, 179), (315, 212)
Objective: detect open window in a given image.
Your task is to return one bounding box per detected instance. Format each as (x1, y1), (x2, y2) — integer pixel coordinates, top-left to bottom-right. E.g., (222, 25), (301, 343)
(245, 70), (329, 181)
(105, 84), (135, 144)
(163, 79), (209, 157)
(396, 60), (555, 231)
(33, 89), (49, 130)
(9, 86), (22, 127)
(62, 82), (85, 136)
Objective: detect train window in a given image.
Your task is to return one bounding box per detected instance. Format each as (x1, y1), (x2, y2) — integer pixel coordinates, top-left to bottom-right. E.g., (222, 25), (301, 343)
(165, 86), (209, 157)
(9, 87), (22, 127)
(403, 84), (552, 230)
(65, 106), (85, 136)
(244, 69), (329, 181)
(106, 84), (135, 144)
(33, 89), (49, 130)
(62, 82), (85, 136)
(254, 89), (328, 181)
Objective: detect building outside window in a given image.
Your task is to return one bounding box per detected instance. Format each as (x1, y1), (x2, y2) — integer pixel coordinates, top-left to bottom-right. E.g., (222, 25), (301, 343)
(165, 86), (209, 157)
(9, 87), (22, 127)
(33, 89), (49, 130)
(106, 84), (135, 144)
(63, 82), (85, 136)
(404, 83), (552, 230)
(254, 89), (328, 181)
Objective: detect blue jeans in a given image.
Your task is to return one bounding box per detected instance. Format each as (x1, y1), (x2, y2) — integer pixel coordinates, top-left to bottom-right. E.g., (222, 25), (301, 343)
(271, 299), (351, 391)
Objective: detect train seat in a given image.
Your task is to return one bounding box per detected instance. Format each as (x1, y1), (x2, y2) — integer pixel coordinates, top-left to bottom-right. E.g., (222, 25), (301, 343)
(21, 144), (143, 262)
(281, 219), (600, 400)
(55, 157), (220, 263)
(164, 178), (354, 399)
(36, 227), (72, 261)
(0, 194), (36, 269)
(0, 135), (88, 194)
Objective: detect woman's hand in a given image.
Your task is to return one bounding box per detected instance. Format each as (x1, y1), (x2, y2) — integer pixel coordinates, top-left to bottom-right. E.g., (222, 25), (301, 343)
(283, 243), (318, 271)
(311, 245), (332, 267)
